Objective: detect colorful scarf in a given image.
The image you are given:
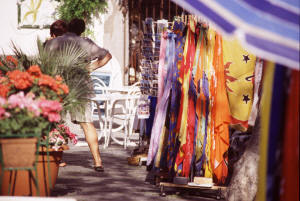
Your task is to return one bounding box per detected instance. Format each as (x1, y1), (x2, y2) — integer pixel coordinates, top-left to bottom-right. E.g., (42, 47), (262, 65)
(174, 19), (196, 177)
(210, 33), (230, 184)
(147, 32), (176, 166)
(166, 21), (186, 174)
(222, 39), (256, 132)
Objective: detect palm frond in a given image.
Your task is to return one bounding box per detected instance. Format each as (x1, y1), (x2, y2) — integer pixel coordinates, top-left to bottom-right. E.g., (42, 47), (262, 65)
(10, 39), (94, 116)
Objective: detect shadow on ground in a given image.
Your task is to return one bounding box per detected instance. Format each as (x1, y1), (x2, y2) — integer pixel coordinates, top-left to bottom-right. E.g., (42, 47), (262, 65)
(51, 144), (221, 201)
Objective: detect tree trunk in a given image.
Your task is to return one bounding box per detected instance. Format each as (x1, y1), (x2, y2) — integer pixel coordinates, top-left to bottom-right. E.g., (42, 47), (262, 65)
(224, 118), (260, 201)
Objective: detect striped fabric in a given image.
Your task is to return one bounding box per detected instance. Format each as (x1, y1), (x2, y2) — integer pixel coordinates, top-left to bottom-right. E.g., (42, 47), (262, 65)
(171, 0), (299, 69)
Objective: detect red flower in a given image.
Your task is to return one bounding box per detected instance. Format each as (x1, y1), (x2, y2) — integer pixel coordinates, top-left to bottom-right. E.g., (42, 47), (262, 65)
(27, 65), (42, 78)
(55, 75), (63, 82)
(0, 76), (8, 84)
(6, 56), (18, 67)
(38, 74), (59, 92)
(59, 84), (69, 94)
(0, 84), (10, 97)
(7, 70), (33, 90)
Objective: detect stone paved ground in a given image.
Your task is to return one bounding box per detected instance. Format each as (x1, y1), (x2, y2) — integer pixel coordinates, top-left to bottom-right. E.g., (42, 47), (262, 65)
(51, 121), (223, 201)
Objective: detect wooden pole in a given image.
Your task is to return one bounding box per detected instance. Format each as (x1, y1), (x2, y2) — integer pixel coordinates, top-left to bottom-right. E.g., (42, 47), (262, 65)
(168, 0), (171, 21)
(138, 0), (141, 30)
(160, 0), (164, 19)
(145, 1), (148, 18)
(153, 3), (156, 20)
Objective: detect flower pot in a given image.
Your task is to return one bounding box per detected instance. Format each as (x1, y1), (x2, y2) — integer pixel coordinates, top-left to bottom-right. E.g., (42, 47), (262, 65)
(0, 145), (69, 196)
(0, 138), (37, 168)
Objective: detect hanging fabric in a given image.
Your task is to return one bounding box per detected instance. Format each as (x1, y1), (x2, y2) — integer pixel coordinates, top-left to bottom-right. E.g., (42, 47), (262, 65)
(157, 32), (168, 105)
(147, 32), (176, 167)
(203, 27), (216, 178)
(222, 39), (256, 132)
(265, 64), (288, 201)
(154, 32), (177, 169)
(280, 70), (299, 201)
(210, 33), (230, 184)
(166, 20), (186, 174)
(174, 18), (196, 177)
(194, 26), (211, 177)
(256, 61), (275, 201)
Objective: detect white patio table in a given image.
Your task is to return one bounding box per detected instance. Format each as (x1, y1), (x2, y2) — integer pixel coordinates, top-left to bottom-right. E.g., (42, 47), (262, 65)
(91, 87), (140, 148)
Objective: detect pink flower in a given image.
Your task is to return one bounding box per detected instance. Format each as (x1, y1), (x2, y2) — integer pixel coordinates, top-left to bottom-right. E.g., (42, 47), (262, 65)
(0, 97), (6, 106)
(72, 137), (78, 145)
(6, 92), (41, 116)
(47, 112), (61, 122)
(38, 99), (62, 122)
(0, 107), (10, 119)
(38, 99), (62, 113)
(0, 107), (5, 118)
(7, 91), (26, 109)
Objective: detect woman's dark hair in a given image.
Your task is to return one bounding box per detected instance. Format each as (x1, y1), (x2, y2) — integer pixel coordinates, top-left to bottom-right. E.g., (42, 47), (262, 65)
(68, 18), (85, 36)
(50, 20), (68, 37)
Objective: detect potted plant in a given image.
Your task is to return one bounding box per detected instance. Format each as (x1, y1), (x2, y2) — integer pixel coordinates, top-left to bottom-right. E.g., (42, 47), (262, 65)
(0, 61), (65, 195)
(0, 41), (92, 196)
(0, 54), (79, 196)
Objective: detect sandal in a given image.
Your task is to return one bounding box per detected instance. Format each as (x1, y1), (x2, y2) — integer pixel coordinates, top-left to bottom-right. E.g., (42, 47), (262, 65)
(59, 161), (67, 167)
(94, 166), (104, 172)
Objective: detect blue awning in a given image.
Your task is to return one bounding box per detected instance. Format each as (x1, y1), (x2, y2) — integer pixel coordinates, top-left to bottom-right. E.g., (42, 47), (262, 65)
(171, 0), (300, 69)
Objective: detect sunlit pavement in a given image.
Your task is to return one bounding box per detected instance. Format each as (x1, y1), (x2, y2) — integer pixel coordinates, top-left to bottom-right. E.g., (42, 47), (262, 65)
(50, 120), (221, 201)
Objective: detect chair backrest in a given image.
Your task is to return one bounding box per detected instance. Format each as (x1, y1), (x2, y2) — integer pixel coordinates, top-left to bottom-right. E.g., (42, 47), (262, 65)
(90, 76), (109, 118)
(91, 76), (108, 96)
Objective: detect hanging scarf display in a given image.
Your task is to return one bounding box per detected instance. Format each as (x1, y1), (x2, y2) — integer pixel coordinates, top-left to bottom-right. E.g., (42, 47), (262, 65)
(174, 19), (196, 177)
(166, 20), (186, 174)
(210, 33), (230, 184)
(256, 61), (298, 201)
(280, 70), (299, 201)
(256, 61), (275, 201)
(256, 62), (289, 201)
(203, 28), (216, 178)
(191, 24), (204, 177)
(265, 64), (288, 201)
(147, 32), (176, 166)
(157, 31), (168, 105)
(194, 26), (211, 177)
(146, 28), (167, 166)
(222, 39), (256, 132)
(145, 17), (251, 184)
(153, 33), (177, 169)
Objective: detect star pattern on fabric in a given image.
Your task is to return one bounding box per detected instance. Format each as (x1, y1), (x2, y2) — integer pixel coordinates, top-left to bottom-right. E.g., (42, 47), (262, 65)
(243, 94), (250, 104)
(243, 54), (250, 63)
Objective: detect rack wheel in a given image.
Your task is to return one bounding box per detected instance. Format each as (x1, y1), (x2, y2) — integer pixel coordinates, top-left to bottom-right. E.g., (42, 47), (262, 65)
(216, 188), (222, 200)
(160, 185), (166, 197)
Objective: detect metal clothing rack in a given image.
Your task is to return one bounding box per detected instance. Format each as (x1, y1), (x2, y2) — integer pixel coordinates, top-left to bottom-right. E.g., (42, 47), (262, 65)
(159, 182), (226, 200)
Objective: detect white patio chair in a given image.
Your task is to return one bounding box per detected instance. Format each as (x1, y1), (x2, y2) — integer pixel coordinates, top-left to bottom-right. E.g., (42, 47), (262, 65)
(90, 77), (110, 147)
(108, 85), (141, 149)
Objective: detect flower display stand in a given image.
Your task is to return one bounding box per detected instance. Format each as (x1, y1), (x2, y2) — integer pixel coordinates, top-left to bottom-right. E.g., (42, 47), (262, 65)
(0, 141), (69, 196)
(0, 137), (40, 196)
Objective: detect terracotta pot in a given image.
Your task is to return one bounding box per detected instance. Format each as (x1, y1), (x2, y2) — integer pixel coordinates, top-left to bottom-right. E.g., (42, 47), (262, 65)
(0, 145), (69, 196)
(0, 138), (37, 168)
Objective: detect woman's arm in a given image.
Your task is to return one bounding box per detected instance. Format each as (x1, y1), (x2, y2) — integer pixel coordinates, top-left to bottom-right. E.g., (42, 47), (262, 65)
(87, 53), (112, 72)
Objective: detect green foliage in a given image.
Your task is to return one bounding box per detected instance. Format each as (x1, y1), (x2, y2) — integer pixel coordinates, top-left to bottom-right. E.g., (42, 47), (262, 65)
(11, 39), (93, 117)
(55, 0), (108, 25)
(0, 111), (49, 136)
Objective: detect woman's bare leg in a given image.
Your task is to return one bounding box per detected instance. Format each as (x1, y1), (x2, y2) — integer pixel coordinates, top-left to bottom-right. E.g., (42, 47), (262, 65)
(80, 122), (102, 167)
